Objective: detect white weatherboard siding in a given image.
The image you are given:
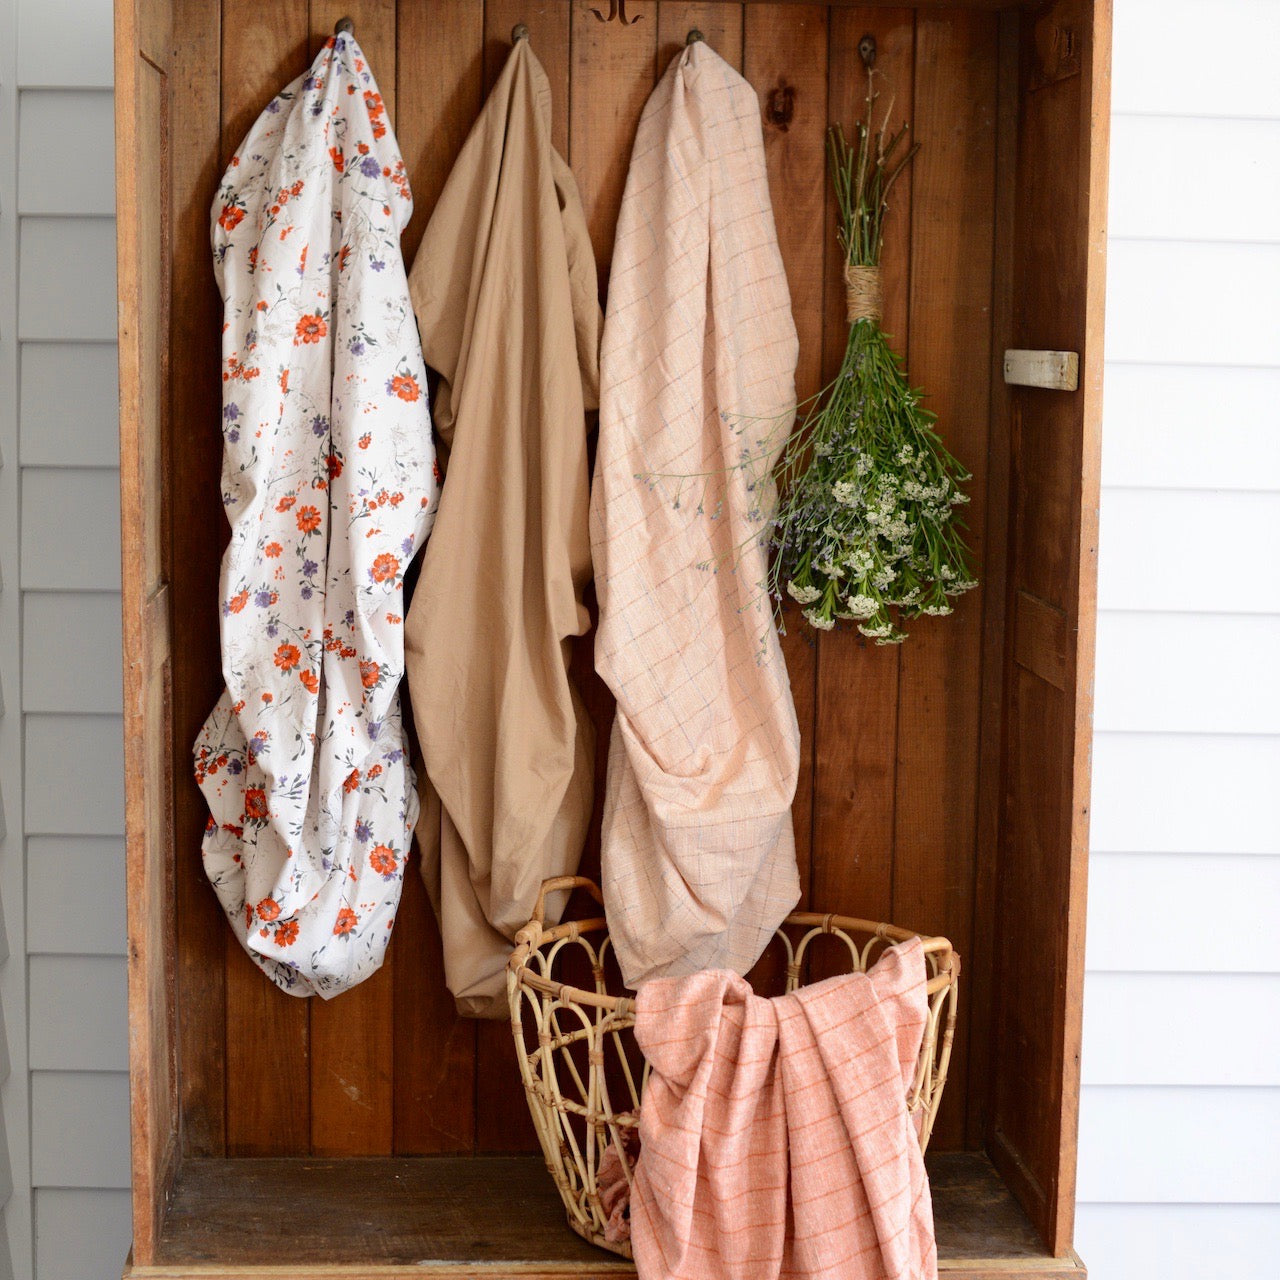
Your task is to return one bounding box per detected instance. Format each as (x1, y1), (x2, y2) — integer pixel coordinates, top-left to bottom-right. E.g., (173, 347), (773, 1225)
(1077, 2), (1280, 1276)
(0, 2), (1273, 1279)
(6, 0), (125, 1276)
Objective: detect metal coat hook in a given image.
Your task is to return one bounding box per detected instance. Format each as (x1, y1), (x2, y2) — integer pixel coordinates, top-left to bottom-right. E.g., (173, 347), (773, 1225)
(512, 22), (530, 43)
(334, 15), (354, 36)
(858, 34), (877, 69)
(686, 28), (704, 45)
(591, 0), (642, 26)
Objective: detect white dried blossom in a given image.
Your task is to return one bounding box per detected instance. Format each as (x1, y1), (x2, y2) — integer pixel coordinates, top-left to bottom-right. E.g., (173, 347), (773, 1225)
(804, 608), (836, 631)
(832, 479), (859, 506)
(922, 603), (953, 616)
(844, 593), (877, 618)
(786, 581), (821, 605)
(858, 620), (894, 639)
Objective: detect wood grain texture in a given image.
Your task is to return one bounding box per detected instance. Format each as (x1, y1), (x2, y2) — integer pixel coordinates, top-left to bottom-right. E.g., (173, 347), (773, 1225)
(170, 0), (227, 1160)
(396, 0), (484, 261)
(302, 0), (400, 1160)
(893, 3), (998, 1153)
(117, 0), (179, 1260)
(743, 1), (825, 945)
(391, 0), (487, 1157)
(569, 0), (658, 280)
(219, 0), (315, 1157)
(989, 0), (1109, 1249)
(127, 1152), (1074, 1276)
(810, 7), (914, 974)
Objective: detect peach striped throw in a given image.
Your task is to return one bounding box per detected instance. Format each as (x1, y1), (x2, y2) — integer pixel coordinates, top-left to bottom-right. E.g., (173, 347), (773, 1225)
(592, 39), (801, 989)
(632, 939), (937, 1280)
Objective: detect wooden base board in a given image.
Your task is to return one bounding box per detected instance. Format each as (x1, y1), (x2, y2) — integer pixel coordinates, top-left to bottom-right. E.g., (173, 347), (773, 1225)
(122, 1152), (1085, 1279)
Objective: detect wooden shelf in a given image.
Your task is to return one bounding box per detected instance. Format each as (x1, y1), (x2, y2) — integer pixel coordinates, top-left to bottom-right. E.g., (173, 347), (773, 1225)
(123, 1152), (1084, 1279)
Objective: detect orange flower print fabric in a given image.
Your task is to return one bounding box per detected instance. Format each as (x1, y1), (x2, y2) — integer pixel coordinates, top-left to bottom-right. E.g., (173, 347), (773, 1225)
(194, 33), (438, 999)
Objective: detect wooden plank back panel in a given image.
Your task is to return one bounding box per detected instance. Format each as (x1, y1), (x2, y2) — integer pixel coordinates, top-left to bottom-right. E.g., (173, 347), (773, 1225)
(304, 0), (400, 1159)
(391, 0), (485, 1155)
(217, 0), (315, 1157)
(894, 3), (998, 1152)
(144, 6), (1100, 1204)
(118, 0), (179, 1259)
(169, 0), (228, 1161)
(810, 7), (914, 994)
(743, 1), (826, 977)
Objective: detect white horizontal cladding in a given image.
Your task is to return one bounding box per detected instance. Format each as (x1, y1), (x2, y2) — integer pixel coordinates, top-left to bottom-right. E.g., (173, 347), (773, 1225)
(24, 715), (124, 837)
(22, 592), (122, 714)
(30, 1072), (130, 1189)
(1077, 1085), (1280, 1203)
(26, 836), (125, 956)
(1104, 240), (1280, 368)
(34, 1189), (132, 1280)
(1089, 733), (1280, 855)
(1097, 488), (1280, 615)
(1112, 0), (1280, 119)
(28, 956), (126, 1072)
(1093, 612), (1280, 735)
(17, 217), (117, 343)
(1102, 364), (1280, 492)
(19, 341), (120, 469)
(16, 0), (113, 89)
(1087, 852), (1280, 973)
(18, 90), (114, 215)
(1075, 1204), (1280, 1280)
(1109, 115), (1280, 244)
(1082, 973), (1280, 1086)
(20, 468), (121, 592)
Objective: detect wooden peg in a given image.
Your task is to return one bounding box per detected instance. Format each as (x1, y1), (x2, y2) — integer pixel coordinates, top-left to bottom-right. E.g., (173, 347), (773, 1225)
(1003, 349), (1080, 392)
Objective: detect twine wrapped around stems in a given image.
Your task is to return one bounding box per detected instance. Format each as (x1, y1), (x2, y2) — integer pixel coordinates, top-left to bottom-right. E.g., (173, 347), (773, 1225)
(845, 262), (884, 324)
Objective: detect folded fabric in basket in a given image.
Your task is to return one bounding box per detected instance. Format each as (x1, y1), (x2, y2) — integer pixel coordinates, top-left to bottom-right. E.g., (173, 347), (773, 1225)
(631, 938), (937, 1280)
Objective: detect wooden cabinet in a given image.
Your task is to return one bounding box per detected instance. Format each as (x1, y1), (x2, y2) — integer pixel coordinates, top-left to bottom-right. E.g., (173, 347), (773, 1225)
(115, 1), (1108, 1275)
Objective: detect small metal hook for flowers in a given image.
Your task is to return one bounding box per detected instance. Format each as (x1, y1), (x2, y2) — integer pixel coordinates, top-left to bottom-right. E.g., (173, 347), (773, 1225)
(591, 0), (643, 26)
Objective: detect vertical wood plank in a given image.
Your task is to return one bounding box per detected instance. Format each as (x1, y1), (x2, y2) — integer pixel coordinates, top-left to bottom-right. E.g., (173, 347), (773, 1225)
(743, 2), (825, 946)
(658, 2), (743, 68)
(894, 5), (998, 1152)
(810, 8), (914, 970)
(392, 0), (483, 1155)
(966, 6), (1020, 1152)
(570, 0), (659, 282)
(303, 0), (399, 1156)
(170, 0), (227, 1160)
(220, 0), (314, 1156)
(485, 0), (571, 155)
(396, 0), (484, 262)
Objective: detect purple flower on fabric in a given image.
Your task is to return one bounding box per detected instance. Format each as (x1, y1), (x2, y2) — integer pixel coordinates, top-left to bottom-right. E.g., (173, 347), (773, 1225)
(302, 559), (318, 577)
(401, 536), (414, 556)
(360, 155), (381, 178)
(370, 258), (385, 272)
(300, 585), (312, 600)
(367, 720), (382, 741)
(254, 590), (273, 608)
(227, 428), (240, 443)
(355, 819), (372, 843)
(385, 748), (405, 764)
(244, 329), (256, 348)
(227, 758), (244, 775)
(224, 403), (240, 421)
(266, 624), (279, 638)
(266, 98), (281, 114)
(250, 733), (268, 756)
(344, 609), (355, 627)
(311, 414), (329, 437)
(348, 338), (365, 356)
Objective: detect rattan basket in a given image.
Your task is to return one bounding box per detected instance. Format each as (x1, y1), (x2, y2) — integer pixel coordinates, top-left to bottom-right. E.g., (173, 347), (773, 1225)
(506, 876), (959, 1258)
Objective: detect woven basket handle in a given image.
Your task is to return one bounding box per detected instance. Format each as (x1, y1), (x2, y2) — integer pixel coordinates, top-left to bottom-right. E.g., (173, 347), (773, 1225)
(531, 875), (604, 925)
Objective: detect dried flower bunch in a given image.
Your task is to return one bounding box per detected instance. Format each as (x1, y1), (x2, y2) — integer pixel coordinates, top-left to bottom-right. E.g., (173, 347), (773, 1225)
(770, 72), (977, 644)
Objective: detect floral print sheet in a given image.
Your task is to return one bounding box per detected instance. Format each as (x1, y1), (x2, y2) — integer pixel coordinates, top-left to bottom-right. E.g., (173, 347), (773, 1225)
(194, 32), (438, 998)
